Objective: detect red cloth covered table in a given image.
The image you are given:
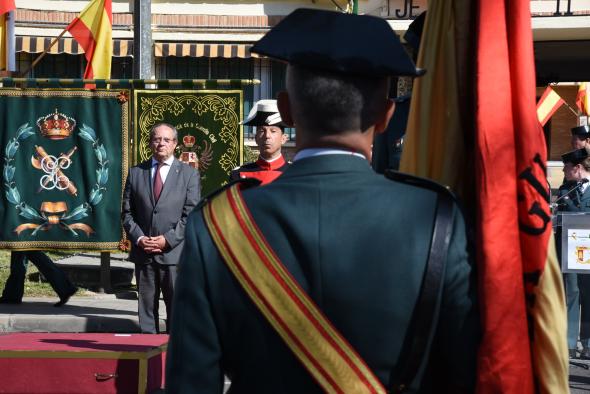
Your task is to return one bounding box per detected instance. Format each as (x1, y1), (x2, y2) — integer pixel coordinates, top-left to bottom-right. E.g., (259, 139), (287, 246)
(0, 333), (168, 393)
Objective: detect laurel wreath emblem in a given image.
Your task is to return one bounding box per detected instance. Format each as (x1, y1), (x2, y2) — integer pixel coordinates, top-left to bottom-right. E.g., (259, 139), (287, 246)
(3, 123), (109, 237)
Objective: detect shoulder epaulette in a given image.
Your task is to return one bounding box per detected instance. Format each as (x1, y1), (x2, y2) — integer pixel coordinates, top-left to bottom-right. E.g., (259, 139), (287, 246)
(195, 177), (261, 211)
(234, 162), (259, 171)
(384, 169), (458, 203)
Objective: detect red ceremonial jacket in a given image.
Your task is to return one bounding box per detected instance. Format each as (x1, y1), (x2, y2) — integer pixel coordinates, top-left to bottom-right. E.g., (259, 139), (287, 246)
(229, 155), (289, 185)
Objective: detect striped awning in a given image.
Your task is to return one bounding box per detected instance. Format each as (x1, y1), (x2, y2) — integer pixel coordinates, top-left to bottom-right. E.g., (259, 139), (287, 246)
(154, 43), (257, 58)
(16, 37), (257, 59)
(16, 37), (133, 57)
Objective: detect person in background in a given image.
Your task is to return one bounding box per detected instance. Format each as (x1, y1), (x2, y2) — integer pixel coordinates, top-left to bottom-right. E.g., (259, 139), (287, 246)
(0, 251), (77, 307)
(571, 125), (590, 150)
(230, 99), (289, 185)
(557, 147), (590, 359)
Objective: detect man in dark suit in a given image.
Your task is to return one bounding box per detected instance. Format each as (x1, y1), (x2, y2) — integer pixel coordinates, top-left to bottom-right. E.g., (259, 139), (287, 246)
(167, 9), (478, 393)
(557, 148), (590, 358)
(122, 123), (200, 333)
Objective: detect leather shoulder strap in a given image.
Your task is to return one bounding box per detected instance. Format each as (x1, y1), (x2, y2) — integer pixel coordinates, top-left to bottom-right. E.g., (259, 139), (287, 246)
(384, 170), (456, 393)
(203, 184), (387, 394)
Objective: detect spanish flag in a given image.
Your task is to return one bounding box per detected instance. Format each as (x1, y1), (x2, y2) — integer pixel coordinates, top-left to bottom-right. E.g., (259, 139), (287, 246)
(577, 82), (589, 116)
(399, 0), (568, 393)
(0, 0), (14, 15)
(536, 86), (565, 126)
(475, 0), (567, 392)
(398, 0), (470, 203)
(66, 0), (112, 80)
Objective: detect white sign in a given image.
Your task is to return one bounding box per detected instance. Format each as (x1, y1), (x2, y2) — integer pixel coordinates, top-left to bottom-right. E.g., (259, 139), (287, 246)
(567, 228), (590, 271)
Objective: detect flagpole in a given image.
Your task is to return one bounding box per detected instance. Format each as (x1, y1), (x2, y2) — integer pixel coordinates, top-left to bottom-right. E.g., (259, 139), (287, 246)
(563, 101), (579, 117)
(19, 27), (69, 77)
(547, 84), (580, 117)
(6, 10), (14, 72)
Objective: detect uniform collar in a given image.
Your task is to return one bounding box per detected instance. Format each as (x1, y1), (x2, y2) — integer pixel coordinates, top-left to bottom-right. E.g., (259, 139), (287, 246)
(293, 148), (367, 162)
(256, 154), (286, 170)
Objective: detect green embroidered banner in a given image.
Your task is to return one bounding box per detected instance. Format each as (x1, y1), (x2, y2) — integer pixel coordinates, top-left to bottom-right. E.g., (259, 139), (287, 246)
(133, 90), (243, 195)
(0, 89), (129, 250)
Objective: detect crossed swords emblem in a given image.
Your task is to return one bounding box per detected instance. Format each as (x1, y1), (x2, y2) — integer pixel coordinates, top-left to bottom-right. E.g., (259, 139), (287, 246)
(31, 145), (78, 196)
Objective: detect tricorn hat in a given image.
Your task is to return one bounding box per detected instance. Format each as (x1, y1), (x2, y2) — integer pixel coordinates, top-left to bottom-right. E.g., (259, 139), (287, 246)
(562, 148), (589, 165)
(250, 8), (424, 78)
(241, 99), (286, 128)
(571, 125), (590, 137)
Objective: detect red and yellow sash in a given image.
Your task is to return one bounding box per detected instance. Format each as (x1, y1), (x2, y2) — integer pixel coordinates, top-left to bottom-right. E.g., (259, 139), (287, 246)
(203, 185), (386, 394)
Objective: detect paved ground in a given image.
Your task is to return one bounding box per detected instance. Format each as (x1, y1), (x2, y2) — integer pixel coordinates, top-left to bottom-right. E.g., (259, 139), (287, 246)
(0, 294), (166, 333)
(571, 359), (590, 393)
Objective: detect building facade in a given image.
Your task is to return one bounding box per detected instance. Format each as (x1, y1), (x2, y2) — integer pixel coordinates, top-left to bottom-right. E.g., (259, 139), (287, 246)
(9, 0), (590, 155)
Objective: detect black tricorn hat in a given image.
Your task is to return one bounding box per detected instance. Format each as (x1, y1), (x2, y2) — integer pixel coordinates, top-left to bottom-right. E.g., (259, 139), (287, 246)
(250, 8), (424, 78)
(562, 148), (589, 165)
(404, 11), (427, 52)
(571, 125), (590, 137)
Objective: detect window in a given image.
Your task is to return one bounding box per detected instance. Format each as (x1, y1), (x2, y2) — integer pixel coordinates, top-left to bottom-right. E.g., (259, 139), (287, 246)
(17, 53), (83, 78)
(111, 57), (133, 79)
(16, 53), (133, 79)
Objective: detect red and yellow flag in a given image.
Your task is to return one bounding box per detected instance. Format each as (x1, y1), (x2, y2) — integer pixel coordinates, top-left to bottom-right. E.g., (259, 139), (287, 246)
(66, 0), (112, 80)
(398, 0), (470, 201)
(577, 82), (589, 116)
(400, 0), (568, 393)
(476, 1), (567, 393)
(536, 86), (565, 126)
(0, 0), (14, 16)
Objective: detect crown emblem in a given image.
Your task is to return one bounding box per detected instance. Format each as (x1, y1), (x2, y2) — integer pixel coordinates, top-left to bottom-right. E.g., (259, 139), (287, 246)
(182, 134), (196, 148)
(36, 109), (76, 140)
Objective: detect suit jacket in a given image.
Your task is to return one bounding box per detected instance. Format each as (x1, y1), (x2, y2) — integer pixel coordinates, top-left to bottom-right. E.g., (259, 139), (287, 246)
(166, 155), (479, 393)
(122, 158), (200, 265)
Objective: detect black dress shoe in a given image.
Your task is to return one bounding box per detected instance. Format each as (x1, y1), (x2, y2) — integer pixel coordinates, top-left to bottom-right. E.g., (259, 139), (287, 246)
(580, 348), (590, 360)
(54, 287), (78, 307)
(569, 349), (578, 359)
(0, 297), (21, 304)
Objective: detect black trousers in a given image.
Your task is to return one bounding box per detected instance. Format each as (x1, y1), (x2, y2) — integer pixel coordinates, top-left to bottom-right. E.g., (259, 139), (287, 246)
(135, 263), (177, 334)
(1, 251), (76, 302)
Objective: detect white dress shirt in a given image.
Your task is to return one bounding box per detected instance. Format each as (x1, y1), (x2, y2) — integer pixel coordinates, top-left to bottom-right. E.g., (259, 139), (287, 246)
(151, 156), (175, 183)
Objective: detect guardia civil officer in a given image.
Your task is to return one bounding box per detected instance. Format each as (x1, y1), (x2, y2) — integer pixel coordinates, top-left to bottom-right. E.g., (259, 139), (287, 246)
(571, 125), (590, 150)
(559, 128), (590, 359)
(230, 99), (289, 185)
(557, 148), (590, 359)
(167, 9), (478, 393)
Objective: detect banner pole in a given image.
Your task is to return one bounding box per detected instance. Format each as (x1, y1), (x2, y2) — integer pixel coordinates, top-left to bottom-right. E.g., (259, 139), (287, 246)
(0, 78), (262, 86)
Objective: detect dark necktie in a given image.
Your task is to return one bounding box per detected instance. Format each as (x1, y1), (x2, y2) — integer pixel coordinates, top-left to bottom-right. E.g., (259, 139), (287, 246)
(153, 162), (164, 202)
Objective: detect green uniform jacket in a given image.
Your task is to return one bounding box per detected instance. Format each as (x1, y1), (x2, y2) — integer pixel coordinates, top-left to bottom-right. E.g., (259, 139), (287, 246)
(166, 154), (479, 393)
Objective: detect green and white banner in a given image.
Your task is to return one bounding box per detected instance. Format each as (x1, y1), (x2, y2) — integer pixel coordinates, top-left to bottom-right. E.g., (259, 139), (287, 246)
(0, 89), (129, 250)
(133, 90), (243, 196)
